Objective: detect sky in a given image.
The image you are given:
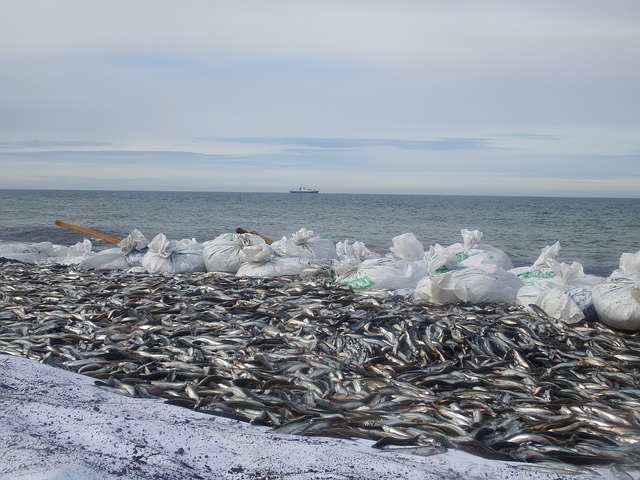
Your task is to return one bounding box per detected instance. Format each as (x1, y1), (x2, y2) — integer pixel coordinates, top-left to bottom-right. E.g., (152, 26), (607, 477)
(1, 1), (639, 197)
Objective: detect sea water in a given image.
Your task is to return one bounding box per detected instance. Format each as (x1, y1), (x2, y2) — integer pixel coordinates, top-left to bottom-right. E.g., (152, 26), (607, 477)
(1, 189), (639, 277)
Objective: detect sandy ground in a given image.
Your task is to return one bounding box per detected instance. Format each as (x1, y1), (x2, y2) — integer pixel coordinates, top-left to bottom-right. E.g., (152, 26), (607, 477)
(1, 355), (631, 480)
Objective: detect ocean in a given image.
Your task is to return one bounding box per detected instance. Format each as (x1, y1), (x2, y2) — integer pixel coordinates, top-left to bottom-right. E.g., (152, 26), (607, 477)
(1, 189), (639, 277)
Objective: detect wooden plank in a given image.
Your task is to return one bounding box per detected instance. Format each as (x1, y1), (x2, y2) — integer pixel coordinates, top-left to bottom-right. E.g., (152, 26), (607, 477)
(54, 220), (122, 245)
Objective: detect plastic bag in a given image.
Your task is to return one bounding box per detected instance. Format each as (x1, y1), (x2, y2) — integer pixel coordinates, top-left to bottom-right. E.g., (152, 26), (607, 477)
(141, 234), (205, 273)
(271, 228), (337, 260)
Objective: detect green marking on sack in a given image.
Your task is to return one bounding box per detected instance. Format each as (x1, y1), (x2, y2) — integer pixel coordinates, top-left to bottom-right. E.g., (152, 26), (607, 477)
(339, 276), (375, 290)
(518, 270), (556, 280)
(455, 252), (471, 263)
(456, 251), (494, 263)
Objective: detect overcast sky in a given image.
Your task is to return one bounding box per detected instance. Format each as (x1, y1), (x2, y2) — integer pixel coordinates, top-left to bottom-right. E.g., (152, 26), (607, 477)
(1, 1), (639, 196)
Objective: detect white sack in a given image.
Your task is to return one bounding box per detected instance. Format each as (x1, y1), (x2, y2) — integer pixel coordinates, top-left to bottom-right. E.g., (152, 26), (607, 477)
(610, 250), (640, 280)
(203, 233), (255, 273)
(335, 240), (380, 263)
(236, 257), (312, 277)
(79, 248), (131, 271)
(334, 256), (427, 292)
(271, 228), (337, 260)
(413, 264), (523, 305)
(79, 230), (150, 270)
(333, 236), (426, 292)
(44, 239), (95, 266)
(517, 285), (588, 324)
(142, 234), (205, 274)
(412, 275), (460, 305)
(516, 259), (604, 323)
(592, 278), (640, 331)
(236, 241), (311, 277)
(389, 232), (425, 262)
(0, 242), (57, 264)
(432, 229), (513, 272)
(0, 240), (97, 266)
(118, 229), (149, 255)
(592, 251), (640, 331)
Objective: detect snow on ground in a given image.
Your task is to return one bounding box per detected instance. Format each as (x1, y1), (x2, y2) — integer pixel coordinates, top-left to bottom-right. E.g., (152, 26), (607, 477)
(0, 355), (628, 480)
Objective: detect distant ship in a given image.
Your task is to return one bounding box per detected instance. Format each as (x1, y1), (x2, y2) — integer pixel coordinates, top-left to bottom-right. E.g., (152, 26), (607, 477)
(289, 187), (319, 194)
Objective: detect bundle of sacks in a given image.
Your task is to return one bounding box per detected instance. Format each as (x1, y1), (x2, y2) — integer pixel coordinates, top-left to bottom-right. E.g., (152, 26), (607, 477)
(81, 229), (202, 274)
(592, 251), (640, 331)
(20, 224), (639, 330)
(0, 239), (94, 266)
(203, 228), (335, 277)
(75, 227), (336, 277)
(412, 229), (523, 305)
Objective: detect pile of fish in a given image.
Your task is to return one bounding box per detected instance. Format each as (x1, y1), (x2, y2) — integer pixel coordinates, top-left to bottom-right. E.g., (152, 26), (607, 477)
(1, 259), (640, 469)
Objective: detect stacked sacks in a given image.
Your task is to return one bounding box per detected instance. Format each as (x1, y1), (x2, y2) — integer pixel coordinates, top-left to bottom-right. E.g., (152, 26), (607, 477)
(413, 230), (522, 305)
(271, 228), (337, 260)
(512, 242), (604, 323)
(141, 233), (205, 274)
(0, 239), (95, 266)
(202, 232), (256, 274)
(592, 251), (640, 331)
(80, 229), (149, 270)
(236, 236), (312, 277)
(333, 233), (427, 293)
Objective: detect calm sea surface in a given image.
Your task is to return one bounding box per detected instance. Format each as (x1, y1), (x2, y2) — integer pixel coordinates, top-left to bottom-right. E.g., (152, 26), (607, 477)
(1, 189), (639, 277)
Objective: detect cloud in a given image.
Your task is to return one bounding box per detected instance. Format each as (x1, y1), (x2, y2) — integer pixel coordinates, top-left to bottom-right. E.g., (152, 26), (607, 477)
(214, 137), (500, 151)
(0, 140), (111, 149)
(0, 1), (638, 196)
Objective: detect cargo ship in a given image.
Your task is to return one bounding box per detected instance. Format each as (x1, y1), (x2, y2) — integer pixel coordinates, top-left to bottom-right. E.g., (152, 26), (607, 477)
(289, 187), (319, 194)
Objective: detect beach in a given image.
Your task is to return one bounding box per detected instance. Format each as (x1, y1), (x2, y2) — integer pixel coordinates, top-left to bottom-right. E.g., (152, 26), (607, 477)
(0, 354), (627, 480)
(1, 259), (639, 478)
